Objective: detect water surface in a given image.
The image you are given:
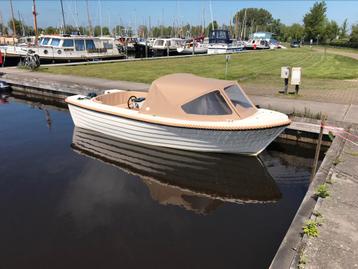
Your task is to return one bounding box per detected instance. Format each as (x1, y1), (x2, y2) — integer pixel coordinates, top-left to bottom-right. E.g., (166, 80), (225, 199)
(0, 95), (317, 269)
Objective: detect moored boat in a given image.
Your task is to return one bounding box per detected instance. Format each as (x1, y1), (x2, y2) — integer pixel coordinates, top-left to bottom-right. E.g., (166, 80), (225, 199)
(0, 34), (125, 64)
(66, 73), (291, 155)
(207, 30), (244, 54)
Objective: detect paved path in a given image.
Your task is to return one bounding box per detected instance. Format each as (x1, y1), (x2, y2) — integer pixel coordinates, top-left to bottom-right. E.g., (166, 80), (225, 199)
(1, 68), (357, 125)
(313, 47), (358, 60)
(303, 128), (358, 269)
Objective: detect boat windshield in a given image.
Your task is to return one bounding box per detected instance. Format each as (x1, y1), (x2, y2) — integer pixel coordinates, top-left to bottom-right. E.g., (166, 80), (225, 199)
(224, 85), (253, 109)
(181, 90), (232, 115)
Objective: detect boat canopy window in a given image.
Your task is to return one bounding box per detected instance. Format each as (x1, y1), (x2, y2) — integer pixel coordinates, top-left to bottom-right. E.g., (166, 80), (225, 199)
(42, 37), (50, 45)
(102, 41), (113, 49)
(85, 39), (96, 50)
(224, 85), (253, 109)
(182, 90), (232, 115)
(50, 38), (61, 46)
(155, 40), (164, 46)
(63, 39), (74, 47)
(75, 40), (85, 51)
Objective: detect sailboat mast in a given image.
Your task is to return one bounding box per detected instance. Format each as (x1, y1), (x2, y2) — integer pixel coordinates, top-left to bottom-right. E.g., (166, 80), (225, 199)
(60, 0), (66, 33)
(209, 0), (214, 31)
(32, 0), (38, 45)
(86, 0), (93, 36)
(98, 0), (102, 36)
(9, 0), (17, 41)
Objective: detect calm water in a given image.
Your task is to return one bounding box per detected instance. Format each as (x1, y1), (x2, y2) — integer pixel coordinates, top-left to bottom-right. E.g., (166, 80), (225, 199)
(0, 94), (318, 269)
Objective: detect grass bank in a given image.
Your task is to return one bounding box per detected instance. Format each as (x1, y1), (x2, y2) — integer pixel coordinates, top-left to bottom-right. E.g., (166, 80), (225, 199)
(42, 48), (358, 84)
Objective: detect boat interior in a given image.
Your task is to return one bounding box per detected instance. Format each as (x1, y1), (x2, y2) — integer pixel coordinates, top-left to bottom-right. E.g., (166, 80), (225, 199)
(94, 91), (148, 110)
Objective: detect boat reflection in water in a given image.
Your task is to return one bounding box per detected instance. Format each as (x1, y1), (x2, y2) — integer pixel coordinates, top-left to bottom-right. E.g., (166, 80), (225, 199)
(71, 127), (282, 214)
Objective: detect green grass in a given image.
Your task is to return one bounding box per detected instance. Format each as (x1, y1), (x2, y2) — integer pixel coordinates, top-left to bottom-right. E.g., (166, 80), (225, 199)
(41, 48), (358, 84)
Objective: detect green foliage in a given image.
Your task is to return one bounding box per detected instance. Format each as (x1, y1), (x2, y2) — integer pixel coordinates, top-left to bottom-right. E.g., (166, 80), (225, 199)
(328, 131), (335, 141)
(340, 19), (348, 38)
(233, 8), (273, 39)
(303, 220), (319, 237)
(303, 1), (327, 41)
(7, 18), (35, 36)
(286, 23), (305, 41)
(298, 249), (307, 269)
(312, 210), (322, 218)
(315, 184), (330, 198)
(207, 21), (219, 33)
(324, 20), (340, 42)
(93, 25), (110, 36)
(0, 23), (8, 35)
(349, 24), (358, 47)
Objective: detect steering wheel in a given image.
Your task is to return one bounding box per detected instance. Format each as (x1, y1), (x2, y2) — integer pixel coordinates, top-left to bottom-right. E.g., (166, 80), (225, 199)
(127, 96), (137, 109)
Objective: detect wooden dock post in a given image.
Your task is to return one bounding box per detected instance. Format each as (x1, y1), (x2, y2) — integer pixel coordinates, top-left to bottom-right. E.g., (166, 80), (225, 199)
(311, 114), (326, 181)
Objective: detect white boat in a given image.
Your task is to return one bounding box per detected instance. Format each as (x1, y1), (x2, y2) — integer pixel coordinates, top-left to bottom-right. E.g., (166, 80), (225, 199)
(66, 73), (290, 155)
(244, 39), (270, 50)
(152, 38), (185, 56)
(71, 127), (282, 210)
(0, 34), (125, 64)
(177, 40), (208, 54)
(207, 30), (244, 54)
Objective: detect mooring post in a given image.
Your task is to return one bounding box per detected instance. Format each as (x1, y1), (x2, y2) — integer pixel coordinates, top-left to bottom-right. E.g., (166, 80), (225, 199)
(145, 39), (148, 58)
(225, 55), (230, 79)
(295, 85), (299, 95)
(311, 114), (326, 182)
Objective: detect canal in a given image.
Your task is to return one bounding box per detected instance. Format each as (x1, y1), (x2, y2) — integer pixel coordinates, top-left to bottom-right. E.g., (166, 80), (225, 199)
(0, 93), (324, 269)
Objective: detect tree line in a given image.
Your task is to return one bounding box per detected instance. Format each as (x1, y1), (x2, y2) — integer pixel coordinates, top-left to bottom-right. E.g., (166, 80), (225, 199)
(0, 1), (357, 47)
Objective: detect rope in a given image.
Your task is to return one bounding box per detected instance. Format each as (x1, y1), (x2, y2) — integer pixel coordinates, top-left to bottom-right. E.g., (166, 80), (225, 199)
(317, 123), (358, 147)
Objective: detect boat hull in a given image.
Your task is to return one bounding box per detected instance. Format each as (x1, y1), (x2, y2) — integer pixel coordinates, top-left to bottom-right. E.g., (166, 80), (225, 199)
(68, 104), (287, 156)
(207, 46), (243, 54)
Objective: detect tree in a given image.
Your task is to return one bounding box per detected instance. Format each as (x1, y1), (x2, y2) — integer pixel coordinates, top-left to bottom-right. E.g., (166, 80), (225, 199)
(0, 23), (8, 35)
(93, 25), (110, 36)
(303, 1), (327, 41)
(287, 23), (304, 41)
(43, 26), (57, 35)
(325, 20), (339, 41)
(7, 18), (22, 36)
(349, 24), (358, 47)
(233, 8), (273, 38)
(340, 19), (348, 38)
(206, 20), (218, 35)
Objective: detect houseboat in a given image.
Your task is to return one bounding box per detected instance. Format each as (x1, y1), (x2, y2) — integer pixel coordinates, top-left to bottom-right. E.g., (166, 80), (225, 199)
(0, 34), (125, 64)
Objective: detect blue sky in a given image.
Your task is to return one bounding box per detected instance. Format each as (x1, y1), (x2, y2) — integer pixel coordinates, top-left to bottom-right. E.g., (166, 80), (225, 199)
(0, 1), (357, 30)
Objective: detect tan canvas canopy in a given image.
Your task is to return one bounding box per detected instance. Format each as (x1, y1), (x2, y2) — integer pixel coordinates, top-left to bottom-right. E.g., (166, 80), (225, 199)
(140, 73), (256, 120)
